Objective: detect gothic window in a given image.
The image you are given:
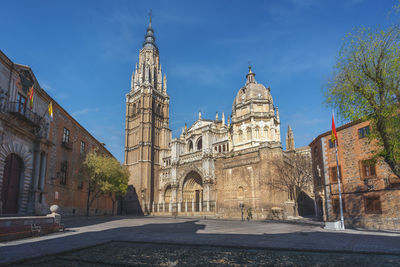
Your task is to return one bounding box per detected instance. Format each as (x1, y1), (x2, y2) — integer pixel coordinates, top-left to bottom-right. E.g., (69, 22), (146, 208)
(255, 127), (260, 139)
(188, 140), (193, 152)
(131, 104), (136, 116)
(246, 128), (251, 140)
(264, 127), (268, 139)
(238, 130), (243, 142)
(196, 137), (202, 151)
(218, 146), (221, 153)
(237, 186), (244, 199)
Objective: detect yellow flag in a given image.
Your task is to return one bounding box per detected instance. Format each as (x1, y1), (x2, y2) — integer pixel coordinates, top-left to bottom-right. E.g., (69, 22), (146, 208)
(48, 101), (53, 119)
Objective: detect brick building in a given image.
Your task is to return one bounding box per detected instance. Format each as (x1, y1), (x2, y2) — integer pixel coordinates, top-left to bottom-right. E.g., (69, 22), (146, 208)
(310, 120), (400, 230)
(0, 50), (114, 216)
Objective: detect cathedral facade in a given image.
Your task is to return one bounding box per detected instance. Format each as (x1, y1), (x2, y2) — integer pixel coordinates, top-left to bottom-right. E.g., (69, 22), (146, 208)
(124, 19), (313, 219)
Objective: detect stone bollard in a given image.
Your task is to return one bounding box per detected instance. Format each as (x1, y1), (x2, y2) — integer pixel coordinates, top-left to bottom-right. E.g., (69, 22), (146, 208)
(47, 204), (62, 226)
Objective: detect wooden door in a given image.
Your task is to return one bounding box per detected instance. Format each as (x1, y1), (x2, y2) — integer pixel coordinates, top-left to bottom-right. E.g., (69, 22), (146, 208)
(1, 154), (22, 214)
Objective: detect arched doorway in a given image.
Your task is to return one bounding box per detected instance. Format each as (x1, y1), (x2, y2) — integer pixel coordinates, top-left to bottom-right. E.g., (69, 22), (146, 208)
(182, 171), (203, 212)
(1, 153), (23, 214)
(164, 185), (172, 204)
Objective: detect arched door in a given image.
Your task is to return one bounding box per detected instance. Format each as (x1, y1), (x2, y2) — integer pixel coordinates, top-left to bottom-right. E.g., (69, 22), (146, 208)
(182, 171), (203, 212)
(1, 154), (23, 214)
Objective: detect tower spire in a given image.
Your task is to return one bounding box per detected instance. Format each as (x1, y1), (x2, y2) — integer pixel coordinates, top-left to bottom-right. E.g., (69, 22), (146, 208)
(246, 65), (256, 84)
(143, 10), (158, 51)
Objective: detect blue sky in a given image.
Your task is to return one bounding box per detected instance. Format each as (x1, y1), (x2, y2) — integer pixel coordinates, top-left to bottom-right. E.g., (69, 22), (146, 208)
(0, 0), (396, 162)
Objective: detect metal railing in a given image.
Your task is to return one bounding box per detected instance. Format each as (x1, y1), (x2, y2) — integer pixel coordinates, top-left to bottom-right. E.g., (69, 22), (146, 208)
(6, 102), (41, 126)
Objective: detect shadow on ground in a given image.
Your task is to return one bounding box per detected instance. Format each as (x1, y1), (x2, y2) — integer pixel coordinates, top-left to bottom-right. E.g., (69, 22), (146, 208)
(1, 218), (400, 266)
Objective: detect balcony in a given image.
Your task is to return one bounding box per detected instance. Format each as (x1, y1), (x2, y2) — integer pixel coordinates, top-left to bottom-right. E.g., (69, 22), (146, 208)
(6, 102), (41, 126)
(61, 141), (73, 150)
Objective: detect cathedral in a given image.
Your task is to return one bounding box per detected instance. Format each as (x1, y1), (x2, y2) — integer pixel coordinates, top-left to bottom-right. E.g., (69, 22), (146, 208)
(124, 18), (313, 219)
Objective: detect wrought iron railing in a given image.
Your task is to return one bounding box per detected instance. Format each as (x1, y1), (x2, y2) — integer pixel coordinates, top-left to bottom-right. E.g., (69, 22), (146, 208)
(6, 101), (41, 126)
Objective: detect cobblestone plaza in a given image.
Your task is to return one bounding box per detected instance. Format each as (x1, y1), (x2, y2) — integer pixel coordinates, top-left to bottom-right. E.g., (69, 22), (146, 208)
(1, 217), (400, 266)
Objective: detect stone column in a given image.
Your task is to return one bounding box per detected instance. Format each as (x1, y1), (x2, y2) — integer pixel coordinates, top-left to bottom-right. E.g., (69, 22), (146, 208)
(163, 202), (165, 212)
(192, 199), (195, 212)
(178, 202), (181, 213)
(185, 200), (188, 212)
(199, 190), (203, 212)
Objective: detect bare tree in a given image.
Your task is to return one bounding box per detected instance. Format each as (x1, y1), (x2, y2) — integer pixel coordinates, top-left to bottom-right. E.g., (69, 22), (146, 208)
(270, 153), (313, 217)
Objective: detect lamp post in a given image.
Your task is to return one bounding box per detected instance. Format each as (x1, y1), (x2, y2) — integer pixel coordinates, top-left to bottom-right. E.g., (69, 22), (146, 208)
(239, 203), (244, 221)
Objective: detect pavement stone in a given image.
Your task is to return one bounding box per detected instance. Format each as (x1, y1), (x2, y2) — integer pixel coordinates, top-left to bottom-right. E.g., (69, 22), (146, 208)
(0, 216), (400, 265)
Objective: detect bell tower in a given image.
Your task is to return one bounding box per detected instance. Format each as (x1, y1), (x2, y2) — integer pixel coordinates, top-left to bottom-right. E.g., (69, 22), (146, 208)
(124, 15), (171, 214)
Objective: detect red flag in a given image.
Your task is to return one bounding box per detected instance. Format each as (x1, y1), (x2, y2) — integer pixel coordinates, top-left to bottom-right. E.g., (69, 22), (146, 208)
(331, 113), (338, 145)
(27, 86), (34, 109)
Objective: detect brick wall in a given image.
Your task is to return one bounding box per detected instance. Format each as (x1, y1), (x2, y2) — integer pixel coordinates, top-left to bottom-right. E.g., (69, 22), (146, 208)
(310, 120), (400, 230)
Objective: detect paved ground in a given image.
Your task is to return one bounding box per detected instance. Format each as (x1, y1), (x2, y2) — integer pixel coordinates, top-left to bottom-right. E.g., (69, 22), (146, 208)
(13, 241), (400, 266)
(1, 216), (400, 266)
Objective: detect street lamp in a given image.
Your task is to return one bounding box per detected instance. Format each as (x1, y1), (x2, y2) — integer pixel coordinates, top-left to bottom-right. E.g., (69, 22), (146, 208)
(239, 203), (244, 221)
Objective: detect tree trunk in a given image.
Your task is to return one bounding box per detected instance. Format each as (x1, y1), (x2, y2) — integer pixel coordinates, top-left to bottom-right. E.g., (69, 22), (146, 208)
(86, 188), (91, 217)
(293, 187), (299, 217)
(376, 116), (400, 178)
(111, 198), (115, 216)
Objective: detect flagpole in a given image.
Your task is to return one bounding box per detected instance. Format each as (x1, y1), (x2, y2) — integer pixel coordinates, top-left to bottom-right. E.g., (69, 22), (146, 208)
(332, 111), (345, 230)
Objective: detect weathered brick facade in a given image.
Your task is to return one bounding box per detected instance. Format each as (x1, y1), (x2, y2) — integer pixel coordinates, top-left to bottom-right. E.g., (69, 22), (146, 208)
(310, 120), (400, 230)
(0, 50), (114, 216)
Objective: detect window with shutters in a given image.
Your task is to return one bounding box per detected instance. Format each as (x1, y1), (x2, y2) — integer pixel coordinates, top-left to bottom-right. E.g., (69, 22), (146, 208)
(60, 161), (68, 185)
(330, 166), (342, 183)
(328, 139), (338, 148)
(360, 160), (376, 178)
(358, 126), (370, 139)
(62, 128), (70, 143)
(80, 141), (86, 154)
(332, 198), (346, 214)
(364, 195), (382, 214)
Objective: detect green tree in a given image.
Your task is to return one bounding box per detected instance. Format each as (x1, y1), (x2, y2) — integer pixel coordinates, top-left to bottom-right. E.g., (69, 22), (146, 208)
(325, 25), (400, 178)
(102, 158), (129, 216)
(82, 152), (129, 216)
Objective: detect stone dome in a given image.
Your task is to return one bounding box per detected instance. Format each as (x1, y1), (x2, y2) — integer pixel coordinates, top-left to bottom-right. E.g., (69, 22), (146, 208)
(233, 67), (272, 108)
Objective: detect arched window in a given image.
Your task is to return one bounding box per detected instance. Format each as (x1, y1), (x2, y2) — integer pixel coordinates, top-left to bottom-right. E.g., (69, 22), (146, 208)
(237, 186), (244, 199)
(196, 137), (202, 151)
(131, 103), (136, 116)
(264, 127), (269, 139)
(157, 104), (161, 115)
(238, 130), (243, 142)
(247, 128), (252, 140)
(255, 127), (260, 139)
(188, 140), (193, 152)
(218, 146), (221, 153)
